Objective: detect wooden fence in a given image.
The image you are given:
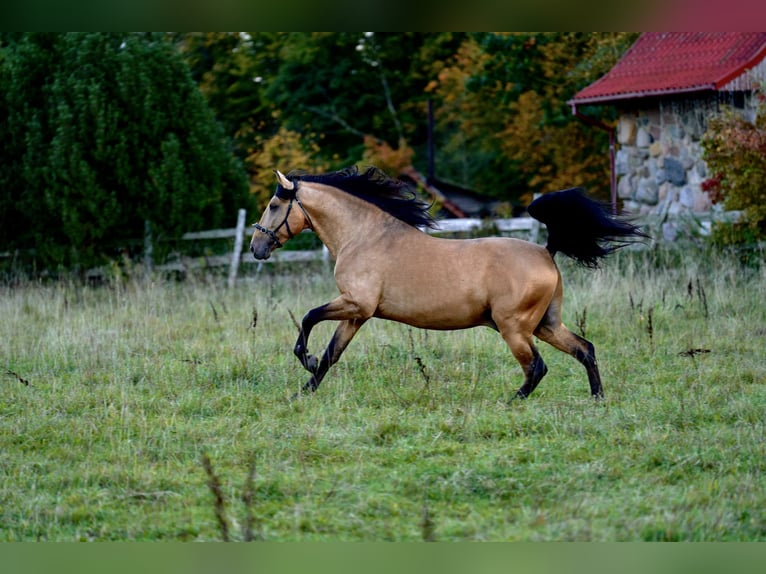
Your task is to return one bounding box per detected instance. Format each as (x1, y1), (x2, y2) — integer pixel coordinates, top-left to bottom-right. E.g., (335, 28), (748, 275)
(156, 207), (742, 288)
(160, 209), (542, 287)
(3, 206), (740, 284)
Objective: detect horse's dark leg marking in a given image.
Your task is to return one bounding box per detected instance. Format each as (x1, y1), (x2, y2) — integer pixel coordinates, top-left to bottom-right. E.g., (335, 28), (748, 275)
(534, 322), (603, 398)
(514, 347), (548, 399)
(572, 335), (602, 398)
(294, 304), (329, 374)
(291, 293), (370, 395)
(299, 319), (366, 394)
(495, 318), (548, 400)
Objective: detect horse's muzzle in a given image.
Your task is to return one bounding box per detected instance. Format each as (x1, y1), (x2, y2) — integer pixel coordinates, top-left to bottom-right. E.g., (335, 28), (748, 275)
(250, 238), (272, 260)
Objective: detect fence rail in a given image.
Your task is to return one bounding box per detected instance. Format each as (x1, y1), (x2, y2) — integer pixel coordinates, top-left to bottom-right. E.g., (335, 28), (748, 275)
(3, 206), (742, 284)
(157, 209), (542, 287)
(147, 207), (743, 287)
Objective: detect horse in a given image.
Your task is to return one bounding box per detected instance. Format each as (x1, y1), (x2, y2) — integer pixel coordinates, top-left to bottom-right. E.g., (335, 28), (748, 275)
(250, 166), (646, 400)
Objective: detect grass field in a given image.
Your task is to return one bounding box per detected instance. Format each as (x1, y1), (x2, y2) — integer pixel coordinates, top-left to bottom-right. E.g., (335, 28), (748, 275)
(1, 244), (764, 541)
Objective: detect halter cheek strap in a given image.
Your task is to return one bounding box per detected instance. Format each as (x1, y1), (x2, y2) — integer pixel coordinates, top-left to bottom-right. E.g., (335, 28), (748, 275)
(252, 189), (314, 249)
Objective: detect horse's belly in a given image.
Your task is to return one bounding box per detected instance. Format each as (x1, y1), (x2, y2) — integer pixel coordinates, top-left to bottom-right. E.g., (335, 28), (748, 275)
(376, 306), (487, 330)
(375, 282), (490, 330)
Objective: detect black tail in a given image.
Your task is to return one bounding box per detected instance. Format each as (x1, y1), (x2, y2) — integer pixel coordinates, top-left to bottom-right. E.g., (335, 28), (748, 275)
(528, 188), (648, 268)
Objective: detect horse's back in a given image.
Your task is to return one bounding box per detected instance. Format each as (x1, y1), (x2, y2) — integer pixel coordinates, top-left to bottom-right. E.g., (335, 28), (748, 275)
(426, 235), (556, 278)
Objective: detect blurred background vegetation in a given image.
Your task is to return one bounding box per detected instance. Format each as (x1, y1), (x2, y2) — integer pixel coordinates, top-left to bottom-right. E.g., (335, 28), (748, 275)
(9, 32), (760, 275)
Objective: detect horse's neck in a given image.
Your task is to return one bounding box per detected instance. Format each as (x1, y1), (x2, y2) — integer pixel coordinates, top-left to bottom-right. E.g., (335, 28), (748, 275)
(302, 184), (402, 259)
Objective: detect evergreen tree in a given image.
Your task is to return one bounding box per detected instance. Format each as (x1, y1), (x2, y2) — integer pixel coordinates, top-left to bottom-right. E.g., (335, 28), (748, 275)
(0, 32), (250, 272)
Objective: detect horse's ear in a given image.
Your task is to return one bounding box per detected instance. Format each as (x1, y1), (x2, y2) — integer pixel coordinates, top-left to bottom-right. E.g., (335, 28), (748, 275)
(274, 170), (294, 190)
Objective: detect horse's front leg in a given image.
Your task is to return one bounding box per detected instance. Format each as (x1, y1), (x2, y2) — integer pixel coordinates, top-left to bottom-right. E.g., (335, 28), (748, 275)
(293, 303), (332, 373)
(298, 318), (366, 395)
(293, 293), (372, 381)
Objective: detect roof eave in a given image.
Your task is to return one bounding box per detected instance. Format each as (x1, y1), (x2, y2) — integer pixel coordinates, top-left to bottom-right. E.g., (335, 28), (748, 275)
(569, 84), (716, 112)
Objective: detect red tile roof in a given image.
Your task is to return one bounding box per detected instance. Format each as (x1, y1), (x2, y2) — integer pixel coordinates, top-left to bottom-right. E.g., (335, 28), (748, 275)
(570, 32), (766, 107)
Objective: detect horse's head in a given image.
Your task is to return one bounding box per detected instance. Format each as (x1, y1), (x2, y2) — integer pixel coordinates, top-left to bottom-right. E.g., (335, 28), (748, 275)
(250, 170), (314, 260)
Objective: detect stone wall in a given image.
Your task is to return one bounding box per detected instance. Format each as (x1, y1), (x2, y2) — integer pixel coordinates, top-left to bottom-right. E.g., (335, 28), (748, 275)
(613, 94), (761, 240)
(615, 97), (718, 220)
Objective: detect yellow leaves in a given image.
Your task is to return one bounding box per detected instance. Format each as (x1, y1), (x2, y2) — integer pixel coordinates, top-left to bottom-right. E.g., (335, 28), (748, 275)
(498, 91), (607, 196)
(538, 36), (572, 80)
(428, 37), (486, 108)
(245, 127), (328, 208)
(427, 34), (628, 199)
(361, 136), (414, 177)
(498, 90), (544, 164)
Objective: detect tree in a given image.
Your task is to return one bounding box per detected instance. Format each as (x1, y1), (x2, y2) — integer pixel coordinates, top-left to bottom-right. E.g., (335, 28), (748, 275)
(259, 33), (465, 171)
(171, 32), (280, 157)
(426, 33), (638, 203)
(171, 33), (635, 212)
(174, 32), (333, 205)
(0, 33), (250, 272)
(175, 33), (467, 210)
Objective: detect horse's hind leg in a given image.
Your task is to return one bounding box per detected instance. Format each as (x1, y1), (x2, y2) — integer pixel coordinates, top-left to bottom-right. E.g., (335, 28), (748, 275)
(495, 324), (549, 400)
(515, 344), (548, 399)
(535, 321), (603, 398)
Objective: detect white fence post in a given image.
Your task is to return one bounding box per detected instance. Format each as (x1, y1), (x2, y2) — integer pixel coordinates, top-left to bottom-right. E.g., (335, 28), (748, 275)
(144, 219), (154, 275)
(528, 193), (541, 244)
(227, 209), (247, 288)
(322, 244), (331, 270)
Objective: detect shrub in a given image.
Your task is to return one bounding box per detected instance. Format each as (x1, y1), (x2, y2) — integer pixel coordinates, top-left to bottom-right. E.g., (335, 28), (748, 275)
(701, 86), (766, 247)
(0, 33), (250, 274)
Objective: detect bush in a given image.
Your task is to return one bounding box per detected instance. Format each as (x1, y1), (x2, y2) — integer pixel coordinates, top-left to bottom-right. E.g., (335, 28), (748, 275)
(701, 87), (766, 247)
(0, 33), (250, 274)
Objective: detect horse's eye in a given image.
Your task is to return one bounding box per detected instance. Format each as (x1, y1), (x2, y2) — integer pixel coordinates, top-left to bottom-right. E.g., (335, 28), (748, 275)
(269, 203), (279, 211)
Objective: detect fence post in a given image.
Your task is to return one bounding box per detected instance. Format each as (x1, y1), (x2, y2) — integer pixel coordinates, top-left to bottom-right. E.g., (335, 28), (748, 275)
(528, 193), (541, 244)
(144, 219), (154, 275)
(321, 244), (331, 271)
(227, 209), (247, 288)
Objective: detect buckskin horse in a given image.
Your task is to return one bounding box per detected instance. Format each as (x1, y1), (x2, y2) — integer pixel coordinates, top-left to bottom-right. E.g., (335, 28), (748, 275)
(250, 166), (645, 400)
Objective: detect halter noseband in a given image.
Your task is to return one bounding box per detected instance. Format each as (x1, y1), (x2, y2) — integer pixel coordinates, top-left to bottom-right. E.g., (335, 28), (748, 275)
(252, 183), (314, 249)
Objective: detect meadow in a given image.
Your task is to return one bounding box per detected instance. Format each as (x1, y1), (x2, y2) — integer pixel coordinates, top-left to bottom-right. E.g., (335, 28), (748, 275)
(1, 244), (764, 541)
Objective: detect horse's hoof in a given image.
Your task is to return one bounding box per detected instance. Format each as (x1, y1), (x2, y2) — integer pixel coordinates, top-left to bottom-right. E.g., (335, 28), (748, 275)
(511, 390), (529, 402)
(290, 385), (312, 402)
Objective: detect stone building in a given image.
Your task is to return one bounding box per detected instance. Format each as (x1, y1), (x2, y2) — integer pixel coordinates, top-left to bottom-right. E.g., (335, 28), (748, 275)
(569, 33), (766, 237)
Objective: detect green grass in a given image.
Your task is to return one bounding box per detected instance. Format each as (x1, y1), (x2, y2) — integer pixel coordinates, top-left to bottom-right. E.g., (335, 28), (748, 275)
(1, 245), (764, 541)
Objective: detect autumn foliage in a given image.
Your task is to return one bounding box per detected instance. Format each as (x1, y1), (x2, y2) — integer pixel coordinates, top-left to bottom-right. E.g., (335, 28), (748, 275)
(702, 90), (766, 245)
(179, 33), (636, 209)
(425, 33), (637, 203)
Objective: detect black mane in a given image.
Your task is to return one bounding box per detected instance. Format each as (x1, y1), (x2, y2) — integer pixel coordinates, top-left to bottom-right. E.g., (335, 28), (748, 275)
(289, 166), (436, 229)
